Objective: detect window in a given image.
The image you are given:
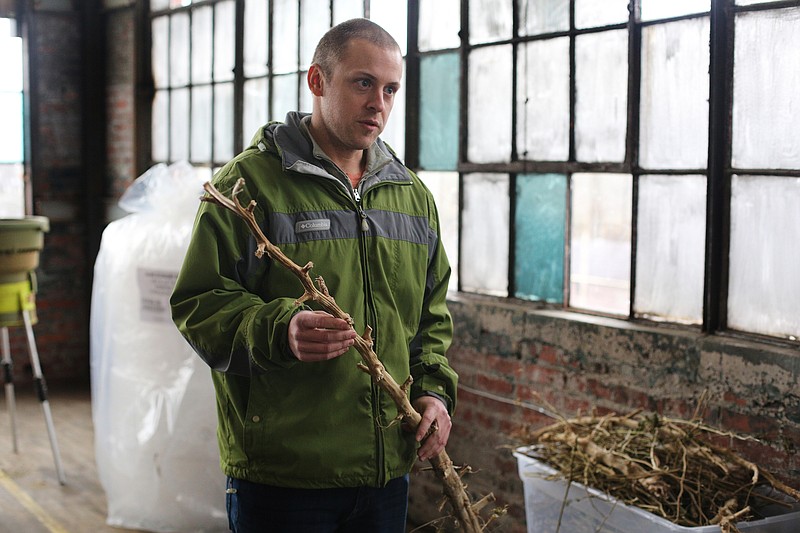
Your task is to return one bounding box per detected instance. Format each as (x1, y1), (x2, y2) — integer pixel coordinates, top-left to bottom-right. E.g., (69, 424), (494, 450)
(0, 16), (25, 218)
(147, 0), (407, 185)
(411, 0), (800, 342)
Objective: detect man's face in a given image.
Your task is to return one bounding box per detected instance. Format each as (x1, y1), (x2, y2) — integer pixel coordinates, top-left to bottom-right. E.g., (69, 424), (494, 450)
(315, 39), (403, 153)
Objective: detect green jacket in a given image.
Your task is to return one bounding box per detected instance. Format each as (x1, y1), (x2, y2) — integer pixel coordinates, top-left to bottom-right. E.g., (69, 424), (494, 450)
(170, 112), (457, 489)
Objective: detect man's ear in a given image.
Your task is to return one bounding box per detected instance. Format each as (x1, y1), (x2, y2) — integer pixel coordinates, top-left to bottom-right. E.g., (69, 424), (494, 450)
(307, 65), (325, 97)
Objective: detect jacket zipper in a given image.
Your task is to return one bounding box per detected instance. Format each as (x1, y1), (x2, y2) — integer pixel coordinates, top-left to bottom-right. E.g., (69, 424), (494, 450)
(352, 184), (385, 486)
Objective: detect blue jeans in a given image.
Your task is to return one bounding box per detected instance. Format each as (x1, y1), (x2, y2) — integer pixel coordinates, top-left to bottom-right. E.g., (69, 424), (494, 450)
(226, 475), (409, 533)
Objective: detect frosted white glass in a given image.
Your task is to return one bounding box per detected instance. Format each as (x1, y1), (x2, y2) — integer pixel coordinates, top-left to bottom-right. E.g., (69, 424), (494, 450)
(641, 0), (710, 21)
(191, 6), (212, 84)
(732, 8), (800, 169)
(300, 0), (330, 68)
(150, 0), (169, 10)
(0, 36), (22, 92)
(214, 83), (234, 162)
(419, 0), (460, 52)
(575, 0), (629, 28)
(0, 164), (24, 218)
(575, 30), (628, 163)
(299, 71), (313, 114)
(736, 0), (774, 4)
(461, 173), (509, 296)
(640, 18), (710, 170)
(152, 90), (169, 161)
(519, 0), (569, 35)
(370, 2), (407, 55)
(243, 78), (268, 145)
(272, 74), (299, 123)
(151, 17), (169, 89)
(517, 37), (570, 161)
(170, 88), (190, 162)
(569, 173), (631, 315)
(0, 94), (22, 163)
(170, 13), (190, 87)
(273, 0), (299, 74)
(728, 175), (800, 339)
(468, 45), (513, 163)
(333, 0), (363, 24)
(380, 76), (406, 161)
(470, 0), (513, 44)
(634, 175), (706, 324)
(191, 86), (212, 162)
(418, 171), (460, 292)
(244, 0), (268, 77)
(213, 1), (235, 82)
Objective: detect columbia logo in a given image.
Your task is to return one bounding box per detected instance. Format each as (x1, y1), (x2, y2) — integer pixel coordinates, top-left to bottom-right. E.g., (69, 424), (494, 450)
(295, 219), (331, 233)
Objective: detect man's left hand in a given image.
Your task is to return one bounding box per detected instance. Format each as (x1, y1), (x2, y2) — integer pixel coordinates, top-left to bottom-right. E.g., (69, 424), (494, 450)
(411, 395), (452, 461)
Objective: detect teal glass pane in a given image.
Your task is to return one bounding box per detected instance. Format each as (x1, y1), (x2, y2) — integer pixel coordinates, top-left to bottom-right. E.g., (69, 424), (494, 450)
(419, 52), (459, 171)
(514, 174), (566, 303)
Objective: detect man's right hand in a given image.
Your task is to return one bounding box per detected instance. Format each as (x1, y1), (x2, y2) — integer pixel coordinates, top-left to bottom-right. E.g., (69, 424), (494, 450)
(288, 310), (357, 362)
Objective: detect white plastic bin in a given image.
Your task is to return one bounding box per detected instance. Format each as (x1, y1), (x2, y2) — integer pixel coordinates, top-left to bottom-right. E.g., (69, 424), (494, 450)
(514, 446), (800, 533)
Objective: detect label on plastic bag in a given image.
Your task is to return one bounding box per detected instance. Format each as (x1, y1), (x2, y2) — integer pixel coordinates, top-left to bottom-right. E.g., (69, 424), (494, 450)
(137, 267), (179, 323)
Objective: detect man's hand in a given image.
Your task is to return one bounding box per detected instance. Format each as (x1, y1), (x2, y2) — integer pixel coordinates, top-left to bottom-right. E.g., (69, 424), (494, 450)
(288, 310), (357, 362)
(412, 395), (452, 461)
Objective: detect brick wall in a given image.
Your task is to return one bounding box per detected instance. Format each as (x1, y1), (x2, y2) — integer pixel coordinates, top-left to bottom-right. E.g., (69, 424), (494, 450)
(407, 294), (800, 531)
(5, 7), (89, 386)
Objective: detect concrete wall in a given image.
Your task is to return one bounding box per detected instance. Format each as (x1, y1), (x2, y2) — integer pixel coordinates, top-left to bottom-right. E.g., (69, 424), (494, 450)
(408, 294), (800, 531)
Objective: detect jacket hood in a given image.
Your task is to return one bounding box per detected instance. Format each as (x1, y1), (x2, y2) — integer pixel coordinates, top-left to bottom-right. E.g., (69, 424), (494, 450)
(249, 112), (411, 189)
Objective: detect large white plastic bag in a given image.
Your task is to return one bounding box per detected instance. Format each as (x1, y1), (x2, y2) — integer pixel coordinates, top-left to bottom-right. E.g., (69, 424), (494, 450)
(90, 162), (227, 532)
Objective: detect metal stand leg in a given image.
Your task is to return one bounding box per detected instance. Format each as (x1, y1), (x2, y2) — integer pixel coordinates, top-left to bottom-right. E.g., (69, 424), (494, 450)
(1, 326), (19, 453)
(21, 310), (66, 485)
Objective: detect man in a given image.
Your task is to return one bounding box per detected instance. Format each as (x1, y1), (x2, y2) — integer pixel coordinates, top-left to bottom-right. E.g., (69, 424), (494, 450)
(170, 18), (458, 533)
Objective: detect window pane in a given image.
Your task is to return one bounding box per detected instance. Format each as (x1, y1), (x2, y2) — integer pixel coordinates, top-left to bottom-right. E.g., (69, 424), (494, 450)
(333, 0), (363, 24)
(461, 173), (509, 296)
(214, 82), (234, 162)
(214, 1), (236, 82)
(0, 164), (25, 218)
(634, 175), (706, 324)
(470, 0), (512, 44)
(152, 90), (169, 161)
(243, 78), (268, 144)
(419, 0), (460, 51)
(569, 173), (631, 315)
(191, 85), (212, 162)
(191, 6), (212, 84)
(370, 2), (407, 56)
(170, 13), (190, 87)
(517, 37), (570, 161)
(0, 33), (22, 92)
(468, 45), (513, 163)
(170, 87), (190, 162)
(300, 0), (330, 68)
(0, 93), (23, 163)
(519, 0), (569, 35)
(273, 0), (299, 74)
(272, 73), (298, 123)
(380, 77), (406, 160)
(515, 174), (566, 303)
(732, 7), (800, 170)
(728, 175), (800, 339)
(575, 0), (629, 28)
(640, 17), (710, 170)
(575, 30), (628, 163)
(640, 0), (710, 21)
(420, 52), (460, 171)
(244, 0), (269, 77)
(418, 171), (460, 292)
(299, 71), (313, 113)
(152, 16), (169, 89)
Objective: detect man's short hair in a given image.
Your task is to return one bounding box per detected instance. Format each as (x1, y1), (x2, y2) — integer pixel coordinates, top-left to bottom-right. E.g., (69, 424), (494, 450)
(311, 18), (401, 79)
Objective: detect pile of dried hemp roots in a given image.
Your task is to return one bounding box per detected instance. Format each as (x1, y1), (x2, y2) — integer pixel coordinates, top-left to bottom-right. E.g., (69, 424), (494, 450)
(517, 405), (800, 533)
